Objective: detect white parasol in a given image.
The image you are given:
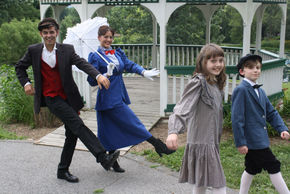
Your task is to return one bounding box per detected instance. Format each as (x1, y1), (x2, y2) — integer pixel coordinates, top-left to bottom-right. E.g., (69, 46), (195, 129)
(63, 17), (113, 73)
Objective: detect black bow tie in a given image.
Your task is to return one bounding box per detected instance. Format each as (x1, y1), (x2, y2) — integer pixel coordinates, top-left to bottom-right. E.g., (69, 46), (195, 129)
(253, 84), (263, 89)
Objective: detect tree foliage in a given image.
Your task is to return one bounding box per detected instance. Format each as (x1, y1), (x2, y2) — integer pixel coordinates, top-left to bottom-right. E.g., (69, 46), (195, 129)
(107, 6), (153, 44)
(167, 6), (206, 44)
(262, 4), (282, 39)
(286, 0), (290, 40)
(0, 19), (41, 65)
(59, 7), (81, 41)
(0, 0), (39, 26)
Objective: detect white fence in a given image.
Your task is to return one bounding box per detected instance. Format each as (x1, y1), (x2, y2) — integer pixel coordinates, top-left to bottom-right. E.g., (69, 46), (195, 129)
(72, 45), (285, 111)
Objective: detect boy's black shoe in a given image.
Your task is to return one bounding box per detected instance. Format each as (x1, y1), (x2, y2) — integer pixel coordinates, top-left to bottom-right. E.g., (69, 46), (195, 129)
(100, 150), (120, 171)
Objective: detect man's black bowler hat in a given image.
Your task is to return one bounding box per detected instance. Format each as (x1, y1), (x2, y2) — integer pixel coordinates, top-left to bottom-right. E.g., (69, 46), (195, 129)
(237, 54), (262, 73)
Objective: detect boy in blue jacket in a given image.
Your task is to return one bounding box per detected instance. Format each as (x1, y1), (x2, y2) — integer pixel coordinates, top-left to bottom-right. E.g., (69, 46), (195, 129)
(231, 54), (290, 194)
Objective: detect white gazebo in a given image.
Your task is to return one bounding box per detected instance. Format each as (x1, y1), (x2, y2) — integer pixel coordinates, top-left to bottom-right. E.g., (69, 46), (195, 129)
(40, 0), (287, 116)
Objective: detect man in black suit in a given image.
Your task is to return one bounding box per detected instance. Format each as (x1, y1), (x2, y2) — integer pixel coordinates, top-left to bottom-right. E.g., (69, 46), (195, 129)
(15, 18), (119, 183)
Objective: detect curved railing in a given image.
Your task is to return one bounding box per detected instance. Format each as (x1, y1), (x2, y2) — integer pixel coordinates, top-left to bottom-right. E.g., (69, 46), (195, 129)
(72, 44), (285, 112)
(112, 44), (259, 69)
(165, 58), (285, 112)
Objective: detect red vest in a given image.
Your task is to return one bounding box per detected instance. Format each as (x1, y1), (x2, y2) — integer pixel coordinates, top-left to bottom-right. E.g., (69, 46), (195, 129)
(41, 58), (67, 100)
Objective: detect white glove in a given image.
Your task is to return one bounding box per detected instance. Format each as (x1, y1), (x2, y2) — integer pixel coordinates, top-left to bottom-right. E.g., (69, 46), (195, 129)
(143, 68), (160, 81)
(107, 62), (115, 76)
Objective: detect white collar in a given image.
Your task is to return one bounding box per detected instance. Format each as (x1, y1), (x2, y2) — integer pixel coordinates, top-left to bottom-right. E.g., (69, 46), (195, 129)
(244, 78), (257, 87)
(42, 44), (57, 68)
(43, 44), (57, 53)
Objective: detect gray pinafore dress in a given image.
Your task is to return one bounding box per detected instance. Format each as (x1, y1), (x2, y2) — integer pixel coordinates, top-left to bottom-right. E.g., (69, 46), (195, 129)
(168, 74), (226, 188)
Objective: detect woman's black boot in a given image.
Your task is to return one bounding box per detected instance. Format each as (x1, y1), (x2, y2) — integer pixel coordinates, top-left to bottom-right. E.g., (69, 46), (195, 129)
(112, 161), (125, 173)
(147, 136), (175, 157)
(109, 150), (125, 173)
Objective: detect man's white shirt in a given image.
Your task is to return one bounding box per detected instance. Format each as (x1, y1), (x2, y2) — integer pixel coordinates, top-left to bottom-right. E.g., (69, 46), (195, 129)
(42, 44), (57, 68)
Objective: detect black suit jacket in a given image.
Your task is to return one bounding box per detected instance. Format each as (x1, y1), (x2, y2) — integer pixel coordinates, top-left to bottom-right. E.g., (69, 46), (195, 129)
(15, 43), (100, 114)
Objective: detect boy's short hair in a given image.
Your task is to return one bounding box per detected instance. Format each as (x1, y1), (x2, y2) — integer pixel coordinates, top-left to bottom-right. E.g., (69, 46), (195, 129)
(237, 54), (262, 77)
(38, 18), (59, 31)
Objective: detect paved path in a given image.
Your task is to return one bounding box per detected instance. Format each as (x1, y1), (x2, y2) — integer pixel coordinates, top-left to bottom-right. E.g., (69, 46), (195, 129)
(0, 140), (239, 194)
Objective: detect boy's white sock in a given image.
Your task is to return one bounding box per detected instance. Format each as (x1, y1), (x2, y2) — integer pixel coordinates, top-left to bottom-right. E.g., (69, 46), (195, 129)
(269, 172), (290, 194)
(212, 186), (226, 194)
(192, 184), (206, 194)
(239, 171), (254, 194)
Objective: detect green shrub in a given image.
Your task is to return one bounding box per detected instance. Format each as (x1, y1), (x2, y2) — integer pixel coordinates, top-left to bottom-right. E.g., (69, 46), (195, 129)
(0, 64), (35, 126)
(223, 102), (232, 131)
(261, 39), (290, 53)
(0, 126), (24, 140)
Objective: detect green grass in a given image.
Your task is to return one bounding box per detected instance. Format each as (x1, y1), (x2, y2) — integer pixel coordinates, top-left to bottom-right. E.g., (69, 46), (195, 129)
(93, 188), (104, 193)
(136, 139), (290, 193)
(0, 126), (24, 140)
(283, 82), (290, 99)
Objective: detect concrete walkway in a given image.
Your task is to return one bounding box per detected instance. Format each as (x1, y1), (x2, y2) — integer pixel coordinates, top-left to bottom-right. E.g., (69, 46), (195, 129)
(0, 140), (239, 194)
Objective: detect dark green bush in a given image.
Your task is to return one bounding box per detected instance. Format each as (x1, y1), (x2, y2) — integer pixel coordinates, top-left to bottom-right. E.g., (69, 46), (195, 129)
(279, 96), (290, 118)
(223, 102), (232, 131)
(261, 39), (290, 53)
(0, 64), (35, 126)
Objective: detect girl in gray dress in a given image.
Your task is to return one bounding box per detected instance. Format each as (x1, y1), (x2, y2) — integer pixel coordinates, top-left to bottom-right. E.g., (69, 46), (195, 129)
(166, 44), (227, 194)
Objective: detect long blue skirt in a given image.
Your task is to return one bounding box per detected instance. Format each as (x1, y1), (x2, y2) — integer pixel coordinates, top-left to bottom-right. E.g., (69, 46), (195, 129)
(97, 103), (152, 151)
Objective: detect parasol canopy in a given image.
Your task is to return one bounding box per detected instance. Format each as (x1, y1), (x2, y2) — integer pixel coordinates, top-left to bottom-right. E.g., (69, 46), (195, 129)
(63, 17), (110, 71)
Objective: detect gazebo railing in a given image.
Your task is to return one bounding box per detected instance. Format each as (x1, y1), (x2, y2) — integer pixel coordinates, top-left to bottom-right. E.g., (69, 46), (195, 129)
(165, 57), (285, 112)
(112, 44), (260, 69)
(72, 43), (284, 110)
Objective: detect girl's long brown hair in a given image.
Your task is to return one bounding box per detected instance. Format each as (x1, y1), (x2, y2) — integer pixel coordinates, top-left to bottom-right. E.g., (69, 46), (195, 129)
(195, 43), (226, 90)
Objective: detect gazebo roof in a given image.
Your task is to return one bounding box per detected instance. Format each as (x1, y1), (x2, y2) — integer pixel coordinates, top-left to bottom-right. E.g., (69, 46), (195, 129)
(40, 0), (286, 5)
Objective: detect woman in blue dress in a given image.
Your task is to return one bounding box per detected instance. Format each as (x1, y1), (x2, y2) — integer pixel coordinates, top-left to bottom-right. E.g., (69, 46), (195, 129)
(87, 25), (174, 173)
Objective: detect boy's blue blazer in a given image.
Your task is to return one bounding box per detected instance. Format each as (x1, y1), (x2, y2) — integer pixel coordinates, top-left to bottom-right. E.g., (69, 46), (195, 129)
(231, 80), (288, 149)
(87, 48), (144, 111)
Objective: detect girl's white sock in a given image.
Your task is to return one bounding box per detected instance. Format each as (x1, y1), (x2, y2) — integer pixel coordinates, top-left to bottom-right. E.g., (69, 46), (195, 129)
(192, 184), (206, 194)
(212, 186), (226, 194)
(239, 171), (254, 194)
(269, 172), (290, 194)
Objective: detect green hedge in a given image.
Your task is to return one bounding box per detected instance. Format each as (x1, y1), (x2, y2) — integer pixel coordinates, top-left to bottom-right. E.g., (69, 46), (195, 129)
(0, 64), (35, 126)
(261, 39), (290, 52)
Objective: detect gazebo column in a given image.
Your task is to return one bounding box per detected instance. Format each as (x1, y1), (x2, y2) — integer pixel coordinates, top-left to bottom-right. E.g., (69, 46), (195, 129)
(73, 0), (89, 22)
(229, 1), (259, 56)
(196, 4), (220, 44)
(142, 2), (184, 116)
(73, 3), (103, 21)
(152, 15), (158, 69)
(255, 5), (266, 52)
(40, 4), (50, 20)
(243, 22), (252, 55)
(95, 6), (112, 17)
(51, 5), (66, 42)
(279, 4), (287, 58)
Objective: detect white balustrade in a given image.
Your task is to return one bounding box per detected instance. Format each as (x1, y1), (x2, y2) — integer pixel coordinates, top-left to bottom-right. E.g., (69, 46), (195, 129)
(69, 43), (283, 112)
(166, 59), (284, 107)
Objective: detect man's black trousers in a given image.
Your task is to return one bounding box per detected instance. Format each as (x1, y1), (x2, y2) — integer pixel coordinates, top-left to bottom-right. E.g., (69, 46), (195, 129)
(45, 96), (105, 172)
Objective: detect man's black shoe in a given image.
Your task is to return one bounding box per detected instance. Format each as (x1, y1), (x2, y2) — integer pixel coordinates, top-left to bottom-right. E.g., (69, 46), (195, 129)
(57, 171), (79, 183)
(100, 150), (120, 171)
